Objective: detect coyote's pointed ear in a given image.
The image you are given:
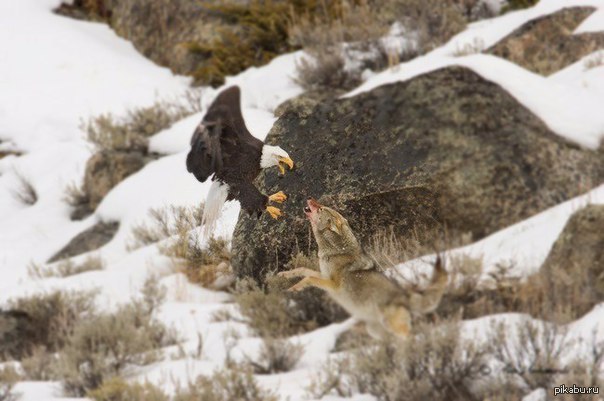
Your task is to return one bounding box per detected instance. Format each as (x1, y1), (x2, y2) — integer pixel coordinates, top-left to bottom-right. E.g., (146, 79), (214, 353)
(329, 217), (343, 235)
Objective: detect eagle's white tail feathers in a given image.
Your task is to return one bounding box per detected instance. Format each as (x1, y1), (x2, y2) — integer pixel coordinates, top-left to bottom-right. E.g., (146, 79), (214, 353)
(202, 181), (229, 238)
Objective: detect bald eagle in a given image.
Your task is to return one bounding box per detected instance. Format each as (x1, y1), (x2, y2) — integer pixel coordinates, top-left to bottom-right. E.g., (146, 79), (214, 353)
(186, 86), (294, 234)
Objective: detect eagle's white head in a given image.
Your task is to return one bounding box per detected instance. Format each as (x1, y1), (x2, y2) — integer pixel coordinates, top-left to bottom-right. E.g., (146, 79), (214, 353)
(260, 145), (294, 175)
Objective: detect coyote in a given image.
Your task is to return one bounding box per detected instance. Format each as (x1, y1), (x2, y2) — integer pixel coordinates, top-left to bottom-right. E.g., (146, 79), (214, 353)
(278, 198), (448, 339)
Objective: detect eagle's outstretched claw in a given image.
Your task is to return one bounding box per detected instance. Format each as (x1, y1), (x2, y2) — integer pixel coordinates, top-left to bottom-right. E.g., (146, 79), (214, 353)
(266, 206), (282, 219)
(268, 191), (287, 203)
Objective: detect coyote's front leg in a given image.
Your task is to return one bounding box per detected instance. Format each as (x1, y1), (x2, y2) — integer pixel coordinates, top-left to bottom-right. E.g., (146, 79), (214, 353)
(287, 276), (337, 292)
(278, 268), (321, 279)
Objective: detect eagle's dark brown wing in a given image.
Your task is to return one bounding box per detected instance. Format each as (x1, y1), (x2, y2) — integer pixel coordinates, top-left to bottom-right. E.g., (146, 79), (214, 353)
(186, 121), (221, 182)
(186, 86), (262, 183)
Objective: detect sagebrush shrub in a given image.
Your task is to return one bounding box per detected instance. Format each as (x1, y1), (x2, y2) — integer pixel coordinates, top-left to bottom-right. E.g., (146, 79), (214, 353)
(234, 277), (318, 338)
(0, 366), (19, 401)
(248, 337), (303, 374)
(312, 319), (489, 401)
(3, 290), (96, 360)
(232, 253), (346, 338)
(56, 302), (173, 396)
(491, 319), (571, 391)
(20, 346), (56, 381)
(55, 278), (175, 396)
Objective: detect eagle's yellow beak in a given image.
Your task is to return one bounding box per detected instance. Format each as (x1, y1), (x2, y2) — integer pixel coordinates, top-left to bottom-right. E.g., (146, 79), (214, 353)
(278, 157), (294, 175)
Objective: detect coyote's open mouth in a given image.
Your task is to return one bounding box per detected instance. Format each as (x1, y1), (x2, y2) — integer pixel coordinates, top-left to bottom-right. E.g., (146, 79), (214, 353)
(304, 197), (321, 222)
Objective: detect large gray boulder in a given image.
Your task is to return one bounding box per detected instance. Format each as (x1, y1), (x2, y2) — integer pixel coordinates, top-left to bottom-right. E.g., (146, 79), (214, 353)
(232, 66), (604, 282)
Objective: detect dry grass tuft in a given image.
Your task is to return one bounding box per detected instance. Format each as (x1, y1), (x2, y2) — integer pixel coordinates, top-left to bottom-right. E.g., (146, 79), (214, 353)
(584, 51), (604, 70)
(295, 51), (361, 93)
(248, 337), (304, 374)
(63, 180), (90, 210)
(128, 206), (189, 250)
(165, 236), (231, 289)
(128, 205), (203, 250)
(131, 204), (235, 289)
(173, 365), (277, 401)
(83, 99), (195, 152)
(453, 37), (485, 57)
(28, 256), (104, 279)
(87, 377), (169, 401)
(10, 169), (38, 206)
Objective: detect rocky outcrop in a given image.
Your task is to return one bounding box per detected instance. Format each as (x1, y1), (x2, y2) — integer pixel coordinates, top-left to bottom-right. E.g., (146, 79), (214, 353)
(542, 204), (604, 298)
(83, 150), (148, 211)
(48, 221), (119, 263)
(487, 7), (604, 75)
(232, 66), (604, 282)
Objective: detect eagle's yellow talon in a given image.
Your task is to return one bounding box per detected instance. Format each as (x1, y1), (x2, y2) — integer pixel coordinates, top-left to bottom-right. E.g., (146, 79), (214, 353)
(266, 206), (282, 219)
(268, 191), (287, 203)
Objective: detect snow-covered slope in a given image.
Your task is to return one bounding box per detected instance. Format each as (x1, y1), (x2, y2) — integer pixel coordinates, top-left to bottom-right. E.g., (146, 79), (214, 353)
(348, 0), (604, 150)
(1, 0), (603, 400)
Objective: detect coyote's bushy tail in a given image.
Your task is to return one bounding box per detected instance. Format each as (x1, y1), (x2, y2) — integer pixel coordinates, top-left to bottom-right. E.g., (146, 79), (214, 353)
(409, 255), (448, 314)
